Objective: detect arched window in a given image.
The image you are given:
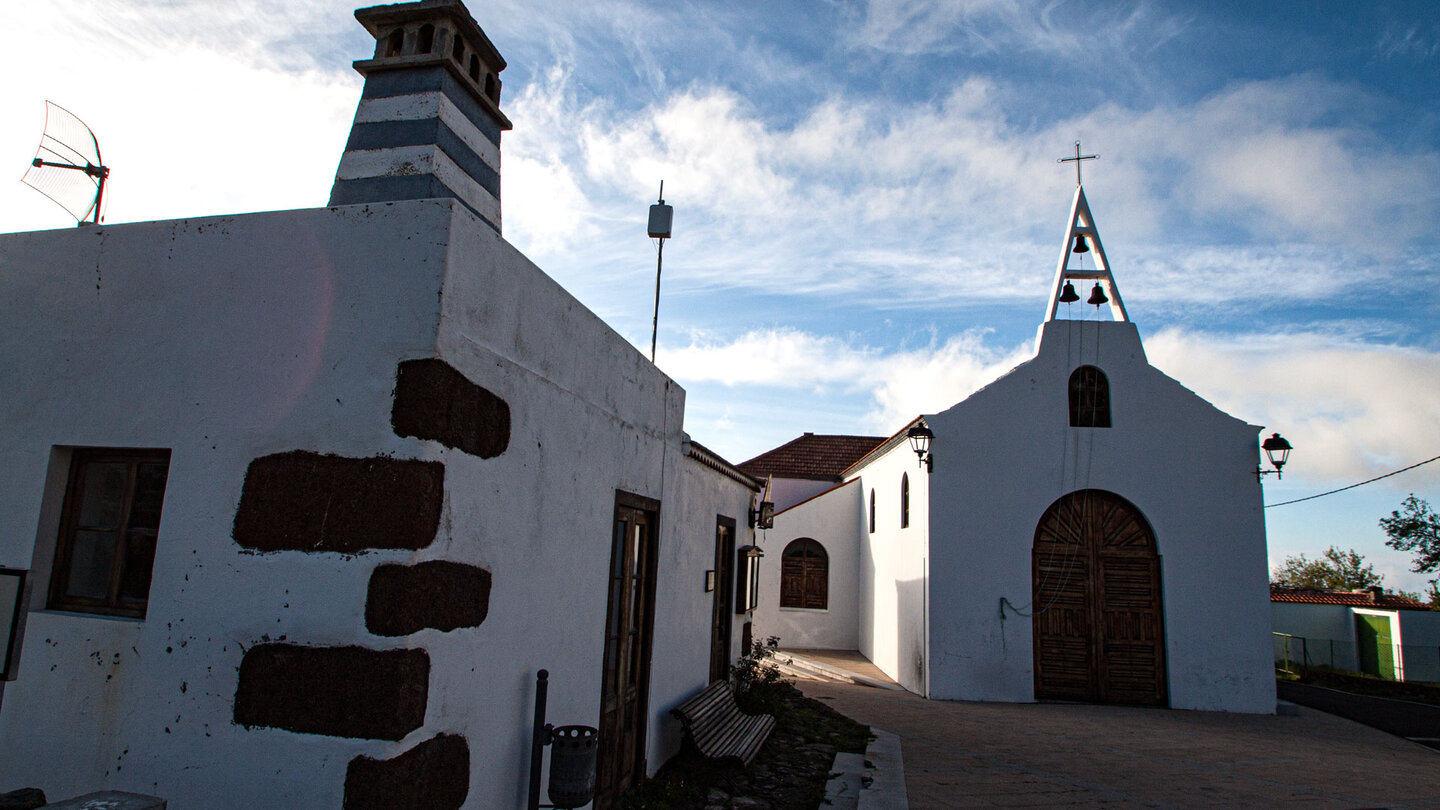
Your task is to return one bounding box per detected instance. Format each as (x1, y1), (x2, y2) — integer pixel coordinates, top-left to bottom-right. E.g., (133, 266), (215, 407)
(385, 28), (405, 57)
(780, 539), (828, 609)
(1069, 365), (1111, 428)
(417, 24), (435, 53)
(451, 35), (465, 61)
(900, 473), (910, 528)
(869, 488), (876, 534)
(468, 54), (481, 82)
(484, 73), (499, 102)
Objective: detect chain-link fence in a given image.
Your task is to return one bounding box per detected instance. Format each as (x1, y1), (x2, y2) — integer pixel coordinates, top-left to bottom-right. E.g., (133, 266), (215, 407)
(1274, 632), (1440, 682)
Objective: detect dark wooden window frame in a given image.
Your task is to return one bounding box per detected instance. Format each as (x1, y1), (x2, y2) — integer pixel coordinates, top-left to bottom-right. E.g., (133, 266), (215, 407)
(779, 538), (828, 610)
(1069, 365), (1112, 428)
(48, 447), (171, 619)
(900, 473), (910, 528)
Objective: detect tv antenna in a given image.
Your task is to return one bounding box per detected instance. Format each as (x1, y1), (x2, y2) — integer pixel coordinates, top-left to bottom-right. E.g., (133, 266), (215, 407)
(22, 101), (110, 226)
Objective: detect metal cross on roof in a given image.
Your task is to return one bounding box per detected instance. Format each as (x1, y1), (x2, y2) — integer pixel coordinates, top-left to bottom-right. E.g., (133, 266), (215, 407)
(1058, 141), (1098, 186)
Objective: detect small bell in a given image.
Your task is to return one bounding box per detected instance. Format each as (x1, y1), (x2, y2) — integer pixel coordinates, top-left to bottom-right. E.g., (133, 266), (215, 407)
(1058, 281), (1080, 304)
(1087, 283), (1108, 307)
(1072, 234), (1089, 253)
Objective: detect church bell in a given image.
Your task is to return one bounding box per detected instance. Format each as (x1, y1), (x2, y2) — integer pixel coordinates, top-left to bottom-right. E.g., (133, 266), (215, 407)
(1072, 234), (1089, 253)
(1058, 281), (1080, 304)
(1087, 283), (1109, 307)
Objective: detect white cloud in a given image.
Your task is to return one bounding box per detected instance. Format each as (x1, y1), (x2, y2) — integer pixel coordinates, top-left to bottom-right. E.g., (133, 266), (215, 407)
(664, 324), (1440, 494)
(499, 65), (1439, 319)
(1146, 329), (1440, 487)
(660, 326), (1034, 433)
(0, 1), (359, 232)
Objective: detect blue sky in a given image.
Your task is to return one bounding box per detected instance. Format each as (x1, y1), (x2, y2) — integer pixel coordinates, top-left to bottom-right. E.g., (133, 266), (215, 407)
(2, 0), (1438, 592)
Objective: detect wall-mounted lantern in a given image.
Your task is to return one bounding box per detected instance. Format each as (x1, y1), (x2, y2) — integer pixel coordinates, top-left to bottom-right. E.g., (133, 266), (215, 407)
(749, 475), (774, 529)
(906, 423), (933, 473)
(735, 545), (763, 614)
(749, 500), (774, 530)
(1256, 433), (1292, 481)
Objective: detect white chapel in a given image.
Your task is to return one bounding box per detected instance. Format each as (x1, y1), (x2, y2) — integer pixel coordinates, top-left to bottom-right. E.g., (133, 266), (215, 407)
(744, 175), (1277, 713)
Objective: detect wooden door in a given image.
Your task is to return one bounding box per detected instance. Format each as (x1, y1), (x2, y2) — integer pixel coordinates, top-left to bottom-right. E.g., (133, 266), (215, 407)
(1032, 489), (1166, 706)
(709, 518), (736, 682)
(1355, 614), (1396, 680)
(596, 497), (659, 808)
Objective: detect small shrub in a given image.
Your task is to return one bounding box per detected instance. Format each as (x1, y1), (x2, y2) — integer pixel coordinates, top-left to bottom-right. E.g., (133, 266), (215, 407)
(730, 635), (792, 716)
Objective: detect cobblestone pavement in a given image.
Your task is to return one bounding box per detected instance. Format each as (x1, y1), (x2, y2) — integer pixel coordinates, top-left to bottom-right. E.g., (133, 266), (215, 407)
(799, 680), (1440, 809)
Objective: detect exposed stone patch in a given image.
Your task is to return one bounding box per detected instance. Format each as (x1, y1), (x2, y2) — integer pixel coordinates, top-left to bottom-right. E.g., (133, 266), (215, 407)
(232, 451), (444, 553)
(366, 560), (492, 636)
(343, 733), (470, 810)
(391, 358), (510, 458)
(233, 644), (429, 740)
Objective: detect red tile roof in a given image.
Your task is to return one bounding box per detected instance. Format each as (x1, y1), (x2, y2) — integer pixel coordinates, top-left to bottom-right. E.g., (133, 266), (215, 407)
(1270, 586), (1432, 611)
(738, 433), (886, 481)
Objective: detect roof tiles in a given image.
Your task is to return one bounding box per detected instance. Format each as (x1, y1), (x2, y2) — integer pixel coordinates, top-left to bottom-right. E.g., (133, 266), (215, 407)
(1270, 586), (1432, 611)
(738, 433), (886, 481)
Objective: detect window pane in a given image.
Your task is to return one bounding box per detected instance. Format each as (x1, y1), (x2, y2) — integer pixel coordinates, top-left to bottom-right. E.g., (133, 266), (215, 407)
(118, 531), (158, 602)
(128, 462), (169, 530)
(65, 529), (118, 599)
(77, 462), (127, 528)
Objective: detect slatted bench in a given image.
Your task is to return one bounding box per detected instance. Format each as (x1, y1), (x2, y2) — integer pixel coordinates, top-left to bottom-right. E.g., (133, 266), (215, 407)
(670, 681), (777, 766)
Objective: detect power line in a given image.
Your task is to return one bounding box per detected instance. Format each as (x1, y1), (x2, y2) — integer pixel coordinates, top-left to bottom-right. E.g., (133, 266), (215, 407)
(1265, 453), (1440, 509)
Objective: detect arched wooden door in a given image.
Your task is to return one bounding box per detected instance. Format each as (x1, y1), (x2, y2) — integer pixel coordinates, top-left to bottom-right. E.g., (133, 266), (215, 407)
(1032, 489), (1167, 706)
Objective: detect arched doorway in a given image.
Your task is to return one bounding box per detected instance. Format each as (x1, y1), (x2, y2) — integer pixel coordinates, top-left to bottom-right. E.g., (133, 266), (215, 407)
(1032, 489), (1167, 706)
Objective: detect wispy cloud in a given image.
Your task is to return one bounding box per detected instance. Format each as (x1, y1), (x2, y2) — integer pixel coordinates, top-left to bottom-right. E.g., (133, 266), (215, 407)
(849, 0), (1189, 59)
(503, 67), (1439, 325)
(662, 324), (1440, 491)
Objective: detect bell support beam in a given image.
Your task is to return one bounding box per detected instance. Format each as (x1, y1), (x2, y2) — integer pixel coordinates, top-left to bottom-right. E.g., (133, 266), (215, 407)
(1044, 185), (1129, 323)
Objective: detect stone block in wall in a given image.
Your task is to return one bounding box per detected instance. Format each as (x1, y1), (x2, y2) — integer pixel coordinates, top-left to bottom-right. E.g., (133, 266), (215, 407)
(343, 734), (469, 810)
(366, 561), (491, 636)
(391, 358), (510, 458)
(233, 644), (429, 740)
(233, 451), (444, 553)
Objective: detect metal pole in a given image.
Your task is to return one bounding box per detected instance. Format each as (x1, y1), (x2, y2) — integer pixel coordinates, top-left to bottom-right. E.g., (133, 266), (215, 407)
(650, 238), (664, 363)
(527, 669), (550, 810)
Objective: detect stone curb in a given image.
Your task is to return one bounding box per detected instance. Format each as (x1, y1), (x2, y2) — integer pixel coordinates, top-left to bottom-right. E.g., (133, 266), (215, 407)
(823, 727), (909, 810)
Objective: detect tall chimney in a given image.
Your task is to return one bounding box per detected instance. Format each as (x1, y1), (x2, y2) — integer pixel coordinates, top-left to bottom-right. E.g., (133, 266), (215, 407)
(329, 0), (512, 233)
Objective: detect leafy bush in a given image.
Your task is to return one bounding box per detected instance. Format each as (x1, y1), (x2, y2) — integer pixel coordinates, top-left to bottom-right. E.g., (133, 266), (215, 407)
(730, 635), (792, 716)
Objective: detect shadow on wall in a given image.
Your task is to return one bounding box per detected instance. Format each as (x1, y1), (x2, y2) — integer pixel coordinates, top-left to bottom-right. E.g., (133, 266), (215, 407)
(897, 577), (926, 694)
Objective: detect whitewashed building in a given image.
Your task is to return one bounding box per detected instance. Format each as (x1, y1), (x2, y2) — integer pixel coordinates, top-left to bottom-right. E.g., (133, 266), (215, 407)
(749, 184), (1278, 713)
(1271, 587), (1440, 683)
(0, 2), (760, 808)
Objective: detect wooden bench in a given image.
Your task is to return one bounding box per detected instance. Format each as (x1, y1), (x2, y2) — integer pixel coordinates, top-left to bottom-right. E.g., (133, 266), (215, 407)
(670, 681), (776, 766)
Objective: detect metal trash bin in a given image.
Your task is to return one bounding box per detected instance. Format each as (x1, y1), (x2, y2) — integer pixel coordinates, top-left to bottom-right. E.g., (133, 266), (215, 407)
(547, 725), (598, 809)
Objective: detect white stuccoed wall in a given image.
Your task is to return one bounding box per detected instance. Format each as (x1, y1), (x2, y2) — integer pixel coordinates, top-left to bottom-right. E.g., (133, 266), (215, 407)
(0, 199), (751, 807)
(766, 477), (838, 512)
(1270, 602), (1361, 671)
(752, 480), (862, 651)
(926, 320), (1274, 712)
(852, 444), (930, 694)
(1399, 610), (1440, 682)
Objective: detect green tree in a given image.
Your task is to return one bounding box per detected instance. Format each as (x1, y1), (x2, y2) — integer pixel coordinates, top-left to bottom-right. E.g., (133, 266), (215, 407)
(1380, 495), (1440, 592)
(1272, 546), (1383, 590)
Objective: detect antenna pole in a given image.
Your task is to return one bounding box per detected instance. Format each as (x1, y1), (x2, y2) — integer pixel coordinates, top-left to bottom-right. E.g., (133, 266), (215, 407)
(651, 239), (664, 362)
(647, 180), (672, 363)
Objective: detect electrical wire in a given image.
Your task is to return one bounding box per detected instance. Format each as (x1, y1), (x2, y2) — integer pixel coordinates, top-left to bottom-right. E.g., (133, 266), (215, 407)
(1264, 453), (1440, 509)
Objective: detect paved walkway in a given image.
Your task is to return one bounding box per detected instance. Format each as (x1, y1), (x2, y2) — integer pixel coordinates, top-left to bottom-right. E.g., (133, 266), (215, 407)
(800, 679), (1440, 809)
